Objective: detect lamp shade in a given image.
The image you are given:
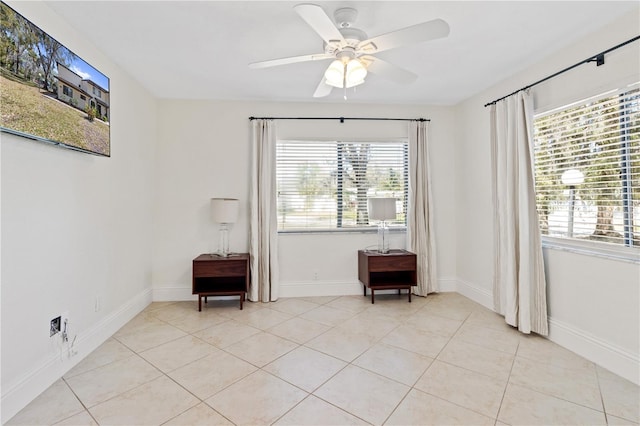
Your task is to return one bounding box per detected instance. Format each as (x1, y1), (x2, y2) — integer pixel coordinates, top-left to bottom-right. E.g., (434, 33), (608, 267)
(368, 198), (396, 221)
(211, 198), (239, 224)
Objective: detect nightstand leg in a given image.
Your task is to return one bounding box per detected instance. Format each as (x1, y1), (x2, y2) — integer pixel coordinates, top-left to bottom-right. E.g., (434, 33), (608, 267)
(408, 290), (412, 303)
(371, 289), (375, 304)
(363, 285), (367, 296)
(240, 293), (244, 310)
(198, 295), (202, 312)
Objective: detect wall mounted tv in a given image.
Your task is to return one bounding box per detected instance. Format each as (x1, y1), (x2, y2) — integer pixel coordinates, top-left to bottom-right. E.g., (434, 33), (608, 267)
(0, 2), (110, 157)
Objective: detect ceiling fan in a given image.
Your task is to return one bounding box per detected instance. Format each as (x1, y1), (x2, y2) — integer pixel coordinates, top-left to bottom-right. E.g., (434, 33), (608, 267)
(249, 3), (450, 98)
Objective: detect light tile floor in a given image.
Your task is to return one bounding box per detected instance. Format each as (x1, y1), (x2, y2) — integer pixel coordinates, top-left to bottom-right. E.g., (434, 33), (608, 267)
(7, 293), (640, 425)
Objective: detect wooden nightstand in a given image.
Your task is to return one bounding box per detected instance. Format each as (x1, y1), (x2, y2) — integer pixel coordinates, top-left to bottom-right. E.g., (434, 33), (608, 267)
(358, 249), (417, 303)
(192, 253), (249, 311)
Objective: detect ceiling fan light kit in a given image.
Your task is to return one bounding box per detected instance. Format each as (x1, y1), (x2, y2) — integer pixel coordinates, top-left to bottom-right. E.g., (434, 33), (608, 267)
(249, 3), (450, 98)
(324, 57), (367, 89)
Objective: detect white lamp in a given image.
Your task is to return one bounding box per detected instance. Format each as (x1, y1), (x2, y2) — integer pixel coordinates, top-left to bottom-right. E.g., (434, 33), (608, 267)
(368, 197), (397, 254)
(211, 198), (239, 257)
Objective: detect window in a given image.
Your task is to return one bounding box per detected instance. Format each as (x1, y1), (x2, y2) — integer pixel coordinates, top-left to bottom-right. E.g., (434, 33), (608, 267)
(533, 84), (639, 248)
(62, 85), (73, 97)
(276, 140), (408, 231)
(80, 95), (86, 101)
(92, 86), (101, 98)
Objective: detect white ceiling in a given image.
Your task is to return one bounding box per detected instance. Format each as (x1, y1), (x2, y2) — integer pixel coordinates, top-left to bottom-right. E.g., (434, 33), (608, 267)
(44, 1), (637, 105)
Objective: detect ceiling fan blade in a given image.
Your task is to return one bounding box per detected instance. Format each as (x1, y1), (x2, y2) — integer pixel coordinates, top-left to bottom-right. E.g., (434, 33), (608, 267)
(362, 56), (417, 84)
(249, 53), (333, 69)
(357, 19), (449, 54)
(294, 3), (345, 44)
(313, 77), (333, 98)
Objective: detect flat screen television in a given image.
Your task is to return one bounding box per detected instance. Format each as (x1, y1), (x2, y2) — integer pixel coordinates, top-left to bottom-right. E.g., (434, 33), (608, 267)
(0, 1), (110, 157)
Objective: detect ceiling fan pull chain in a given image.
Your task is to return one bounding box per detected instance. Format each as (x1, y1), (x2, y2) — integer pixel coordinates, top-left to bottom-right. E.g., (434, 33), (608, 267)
(343, 62), (348, 100)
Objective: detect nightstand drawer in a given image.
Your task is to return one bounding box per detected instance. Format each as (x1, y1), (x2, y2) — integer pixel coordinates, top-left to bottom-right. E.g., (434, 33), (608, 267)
(368, 254), (416, 272)
(193, 260), (246, 277)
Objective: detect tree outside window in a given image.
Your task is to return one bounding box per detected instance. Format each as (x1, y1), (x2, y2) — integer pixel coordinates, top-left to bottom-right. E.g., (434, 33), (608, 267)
(534, 85), (639, 247)
(277, 140), (408, 231)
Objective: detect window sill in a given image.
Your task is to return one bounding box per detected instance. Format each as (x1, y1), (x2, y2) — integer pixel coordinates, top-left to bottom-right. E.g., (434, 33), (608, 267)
(278, 227), (407, 236)
(541, 236), (640, 265)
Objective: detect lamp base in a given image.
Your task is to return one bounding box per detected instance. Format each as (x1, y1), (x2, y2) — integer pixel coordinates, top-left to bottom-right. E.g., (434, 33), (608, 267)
(377, 221), (389, 254)
(213, 252), (230, 258)
(217, 223), (230, 257)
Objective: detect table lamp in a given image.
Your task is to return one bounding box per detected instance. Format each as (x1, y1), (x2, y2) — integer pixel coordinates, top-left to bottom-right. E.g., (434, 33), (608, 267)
(368, 197), (396, 254)
(211, 198), (239, 257)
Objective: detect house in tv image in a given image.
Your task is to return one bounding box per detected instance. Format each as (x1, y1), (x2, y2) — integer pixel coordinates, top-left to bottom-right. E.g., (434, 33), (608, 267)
(55, 61), (110, 122)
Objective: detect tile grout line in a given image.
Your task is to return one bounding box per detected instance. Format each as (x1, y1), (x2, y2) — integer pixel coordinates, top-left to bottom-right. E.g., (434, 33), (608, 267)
(57, 377), (101, 426)
(594, 366), (610, 425)
(494, 335), (520, 425)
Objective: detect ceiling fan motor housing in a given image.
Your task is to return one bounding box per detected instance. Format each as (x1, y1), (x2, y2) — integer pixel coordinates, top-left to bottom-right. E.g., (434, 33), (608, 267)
(324, 27), (368, 56)
(334, 7), (358, 28)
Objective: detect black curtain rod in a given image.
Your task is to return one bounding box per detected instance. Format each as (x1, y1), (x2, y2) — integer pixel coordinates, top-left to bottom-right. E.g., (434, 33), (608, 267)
(484, 35), (640, 107)
(249, 116), (429, 123)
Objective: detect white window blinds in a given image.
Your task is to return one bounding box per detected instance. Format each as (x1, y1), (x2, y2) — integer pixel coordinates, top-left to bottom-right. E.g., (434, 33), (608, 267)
(533, 83), (640, 247)
(276, 140), (408, 230)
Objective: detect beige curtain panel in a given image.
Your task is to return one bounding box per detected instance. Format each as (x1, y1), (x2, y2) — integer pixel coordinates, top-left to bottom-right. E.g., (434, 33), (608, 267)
(249, 119), (279, 302)
(408, 120), (438, 296)
(490, 91), (548, 336)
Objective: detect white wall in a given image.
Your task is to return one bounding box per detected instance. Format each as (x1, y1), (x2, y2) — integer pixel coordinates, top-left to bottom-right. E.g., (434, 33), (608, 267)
(1, 2), (158, 421)
(152, 101), (456, 300)
(455, 10), (640, 384)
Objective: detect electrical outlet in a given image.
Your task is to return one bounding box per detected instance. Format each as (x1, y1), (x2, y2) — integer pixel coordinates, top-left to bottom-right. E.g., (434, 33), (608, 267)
(50, 316), (61, 337)
(313, 270), (319, 281)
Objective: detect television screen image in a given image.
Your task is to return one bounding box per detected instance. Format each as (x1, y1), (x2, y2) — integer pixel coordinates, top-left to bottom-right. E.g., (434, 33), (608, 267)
(0, 1), (110, 157)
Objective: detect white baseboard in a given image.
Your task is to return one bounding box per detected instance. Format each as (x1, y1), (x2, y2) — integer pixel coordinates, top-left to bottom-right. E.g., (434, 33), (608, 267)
(454, 279), (639, 386)
(153, 286), (198, 302)
(152, 287), (251, 303)
(437, 277), (458, 293)
(155, 280), (429, 300)
(154, 277), (473, 301)
(153, 282), (365, 302)
(1, 288), (152, 423)
(279, 277), (464, 298)
(548, 317), (639, 386)
(455, 278), (493, 309)
(279, 280), (363, 298)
